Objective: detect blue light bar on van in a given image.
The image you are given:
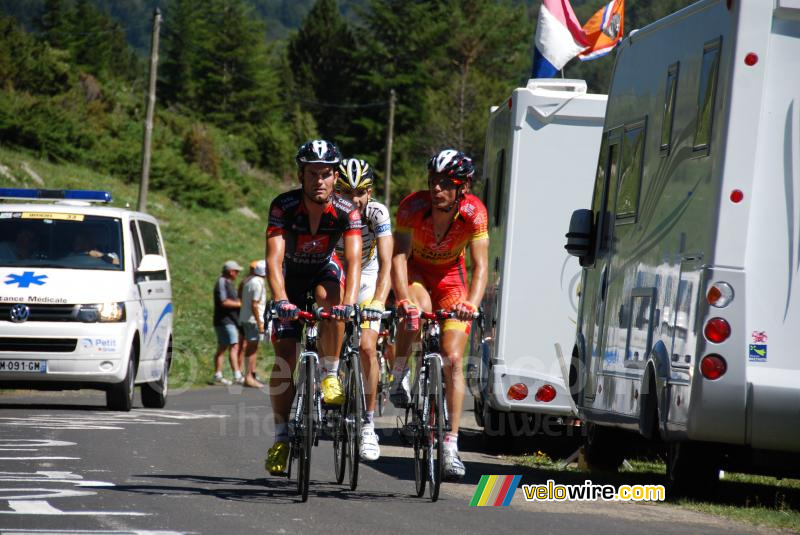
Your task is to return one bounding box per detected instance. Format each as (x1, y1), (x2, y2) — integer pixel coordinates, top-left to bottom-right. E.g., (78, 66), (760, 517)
(0, 188), (112, 203)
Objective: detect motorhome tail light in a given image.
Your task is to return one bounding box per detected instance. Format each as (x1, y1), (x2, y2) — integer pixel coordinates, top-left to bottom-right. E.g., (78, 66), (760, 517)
(744, 53), (758, 66)
(730, 189), (744, 203)
(707, 282), (734, 308)
(507, 97), (513, 110)
(700, 354), (727, 380)
(704, 317), (731, 343)
(535, 384), (557, 403)
(507, 383), (528, 401)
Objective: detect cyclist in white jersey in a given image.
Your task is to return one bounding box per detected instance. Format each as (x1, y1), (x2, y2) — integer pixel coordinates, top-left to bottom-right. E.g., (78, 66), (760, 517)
(335, 158), (393, 461)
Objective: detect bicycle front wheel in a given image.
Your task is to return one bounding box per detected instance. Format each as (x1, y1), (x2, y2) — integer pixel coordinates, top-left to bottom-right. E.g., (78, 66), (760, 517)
(297, 354), (315, 502)
(346, 350), (363, 491)
(427, 356), (444, 502)
(412, 372), (426, 498)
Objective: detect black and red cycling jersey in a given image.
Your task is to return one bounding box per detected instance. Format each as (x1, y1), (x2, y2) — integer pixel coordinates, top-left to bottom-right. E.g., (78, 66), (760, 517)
(267, 189), (362, 273)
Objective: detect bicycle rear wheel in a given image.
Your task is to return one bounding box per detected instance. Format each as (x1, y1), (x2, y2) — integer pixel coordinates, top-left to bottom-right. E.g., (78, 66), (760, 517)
(346, 350), (363, 490)
(427, 356), (444, 502)
(297, 354), (315, 502)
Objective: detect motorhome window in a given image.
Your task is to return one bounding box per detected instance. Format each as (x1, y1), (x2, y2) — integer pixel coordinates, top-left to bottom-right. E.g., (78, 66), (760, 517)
(493, 149), (505, 228)
(0, 214), (123, 271)
(599, 142), (620, 253)
(693, 38), (722, 153)
(660, 63), (679, 154)
(591, 137), (609, 214)
(617, 124), (646, 222)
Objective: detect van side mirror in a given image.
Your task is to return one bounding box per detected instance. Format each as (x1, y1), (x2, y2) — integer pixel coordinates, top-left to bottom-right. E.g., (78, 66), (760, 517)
(565, 209), (594, 265)
(137, 254), (168, 273)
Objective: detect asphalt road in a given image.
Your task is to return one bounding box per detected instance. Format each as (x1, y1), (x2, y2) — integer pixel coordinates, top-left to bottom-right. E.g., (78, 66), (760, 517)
(0, 386), (778, 535)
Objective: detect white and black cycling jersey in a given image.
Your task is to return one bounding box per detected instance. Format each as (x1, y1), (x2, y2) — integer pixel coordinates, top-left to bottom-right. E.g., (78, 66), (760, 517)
(335, 200), (392, 270)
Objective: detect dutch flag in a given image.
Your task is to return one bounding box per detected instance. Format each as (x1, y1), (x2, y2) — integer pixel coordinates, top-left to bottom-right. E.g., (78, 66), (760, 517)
(531, 0), (590, 78)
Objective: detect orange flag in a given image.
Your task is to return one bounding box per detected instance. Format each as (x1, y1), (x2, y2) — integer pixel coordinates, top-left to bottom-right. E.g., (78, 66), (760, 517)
(579, 0), (625, 61)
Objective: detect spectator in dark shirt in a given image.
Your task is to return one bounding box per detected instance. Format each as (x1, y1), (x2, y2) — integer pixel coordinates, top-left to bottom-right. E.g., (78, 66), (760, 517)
(212, 260), (243, 385)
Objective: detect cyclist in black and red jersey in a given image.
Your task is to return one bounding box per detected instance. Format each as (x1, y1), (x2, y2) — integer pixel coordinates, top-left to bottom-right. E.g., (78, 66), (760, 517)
(264, 140), (363, 476)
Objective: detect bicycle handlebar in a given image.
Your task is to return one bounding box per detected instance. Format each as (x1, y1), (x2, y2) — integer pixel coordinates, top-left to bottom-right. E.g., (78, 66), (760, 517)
(267, 303), (356, 322)
(419, 309), (481, 321)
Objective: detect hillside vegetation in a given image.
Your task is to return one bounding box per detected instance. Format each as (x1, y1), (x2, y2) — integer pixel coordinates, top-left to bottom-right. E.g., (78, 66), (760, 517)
(0, 145), (279, 387)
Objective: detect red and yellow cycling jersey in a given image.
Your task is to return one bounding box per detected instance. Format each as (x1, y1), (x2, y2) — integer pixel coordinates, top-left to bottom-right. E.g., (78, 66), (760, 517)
(395, 191), (489, 276)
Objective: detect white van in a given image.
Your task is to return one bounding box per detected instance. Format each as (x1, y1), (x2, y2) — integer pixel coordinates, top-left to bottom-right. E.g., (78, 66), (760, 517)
(0, 188), (173, 411)
(565, 0), (800, 492)
(468, 79), (606, 440)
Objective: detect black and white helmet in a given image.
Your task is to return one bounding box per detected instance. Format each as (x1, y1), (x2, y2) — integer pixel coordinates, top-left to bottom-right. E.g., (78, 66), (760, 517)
(427, 149), (475, 183)
(296, 139), (342, 167)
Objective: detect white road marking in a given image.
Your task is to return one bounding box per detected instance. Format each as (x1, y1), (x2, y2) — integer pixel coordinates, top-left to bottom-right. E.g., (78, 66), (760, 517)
(0, 488), (95, 500)
(0, 410), (227, 431)
(0, 457), (79, 461)
(2, 500), (149, 516)
(0, 471), (113, 487)
(1, 530), (185, 534)
(0, 440), (75, 448)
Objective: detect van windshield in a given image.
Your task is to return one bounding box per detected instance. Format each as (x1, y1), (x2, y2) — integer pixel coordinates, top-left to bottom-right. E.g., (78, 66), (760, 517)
(0, 212), (124, 271)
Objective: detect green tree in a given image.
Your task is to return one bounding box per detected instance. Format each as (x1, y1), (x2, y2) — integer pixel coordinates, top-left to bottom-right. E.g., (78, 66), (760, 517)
(192, 0), (277, 128)
(288, 0), (362, 146)
(160, 0), (203, 106)
(423, 0), (531, 158)
(36, 0), (73, 50)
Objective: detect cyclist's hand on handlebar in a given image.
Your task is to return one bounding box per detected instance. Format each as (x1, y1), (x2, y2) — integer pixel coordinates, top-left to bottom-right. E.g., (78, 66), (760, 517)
(451, 300), (478, 321)
(330, 304), (354, 321)
(275, 300), (300, 320)
(362, 300), (385, 322)
(397, 299), (419, 319)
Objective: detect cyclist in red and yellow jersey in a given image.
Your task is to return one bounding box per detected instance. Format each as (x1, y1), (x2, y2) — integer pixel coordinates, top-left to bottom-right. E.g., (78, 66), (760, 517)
(391, 149), (489, 480)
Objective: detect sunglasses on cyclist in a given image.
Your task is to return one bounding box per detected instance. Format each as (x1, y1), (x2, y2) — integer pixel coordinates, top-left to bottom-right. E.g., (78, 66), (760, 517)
(336, 185), (371, 196)
(428, 174), (465, 189)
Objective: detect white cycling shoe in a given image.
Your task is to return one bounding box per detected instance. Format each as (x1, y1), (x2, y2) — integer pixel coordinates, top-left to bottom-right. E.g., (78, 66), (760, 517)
(360, 427), (380, 461)
(443, 446), (466, 480)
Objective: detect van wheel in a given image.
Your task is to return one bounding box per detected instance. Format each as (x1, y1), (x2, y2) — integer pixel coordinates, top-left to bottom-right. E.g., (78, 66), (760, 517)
(584, 423), (625, 472)
(107, 349), (136, 411)
(141, 349), (170, 409)
(666, 441), (719, 498)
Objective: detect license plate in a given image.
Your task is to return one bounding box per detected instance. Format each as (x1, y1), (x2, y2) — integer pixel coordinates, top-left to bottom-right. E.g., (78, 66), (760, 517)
(0, 360), (47, 373)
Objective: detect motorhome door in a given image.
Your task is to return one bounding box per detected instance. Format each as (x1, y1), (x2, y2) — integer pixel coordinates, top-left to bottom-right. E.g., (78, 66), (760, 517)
(582, 131), (621, 402)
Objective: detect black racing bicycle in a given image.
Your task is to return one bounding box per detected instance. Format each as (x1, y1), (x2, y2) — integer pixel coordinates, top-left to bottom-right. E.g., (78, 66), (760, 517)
(331, 305), (364, 491)
(402, 309), (482, 502)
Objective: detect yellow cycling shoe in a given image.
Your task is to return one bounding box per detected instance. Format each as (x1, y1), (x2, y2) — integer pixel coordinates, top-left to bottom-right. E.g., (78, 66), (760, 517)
(321, 374), (345, 406)
(265, 441), (289, 475)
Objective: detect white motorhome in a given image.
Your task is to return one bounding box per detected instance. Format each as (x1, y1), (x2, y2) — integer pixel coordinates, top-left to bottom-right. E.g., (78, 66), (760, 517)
(468, 79), (606, 440)
(0, 188), (173, 411)
(565, 0), (800, 492)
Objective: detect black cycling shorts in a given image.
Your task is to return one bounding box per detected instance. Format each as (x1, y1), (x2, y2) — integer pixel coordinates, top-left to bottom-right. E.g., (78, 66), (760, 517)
(272, 257), (344, 341)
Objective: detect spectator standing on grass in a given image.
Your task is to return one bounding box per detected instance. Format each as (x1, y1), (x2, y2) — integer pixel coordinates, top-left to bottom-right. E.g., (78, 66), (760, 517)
(239, 259), (268, 388)
(212, 260), (244, 385)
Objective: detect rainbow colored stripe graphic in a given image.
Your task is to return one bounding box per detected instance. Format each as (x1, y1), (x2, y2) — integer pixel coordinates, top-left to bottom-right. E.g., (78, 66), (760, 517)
(469, 475), (522, 506)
